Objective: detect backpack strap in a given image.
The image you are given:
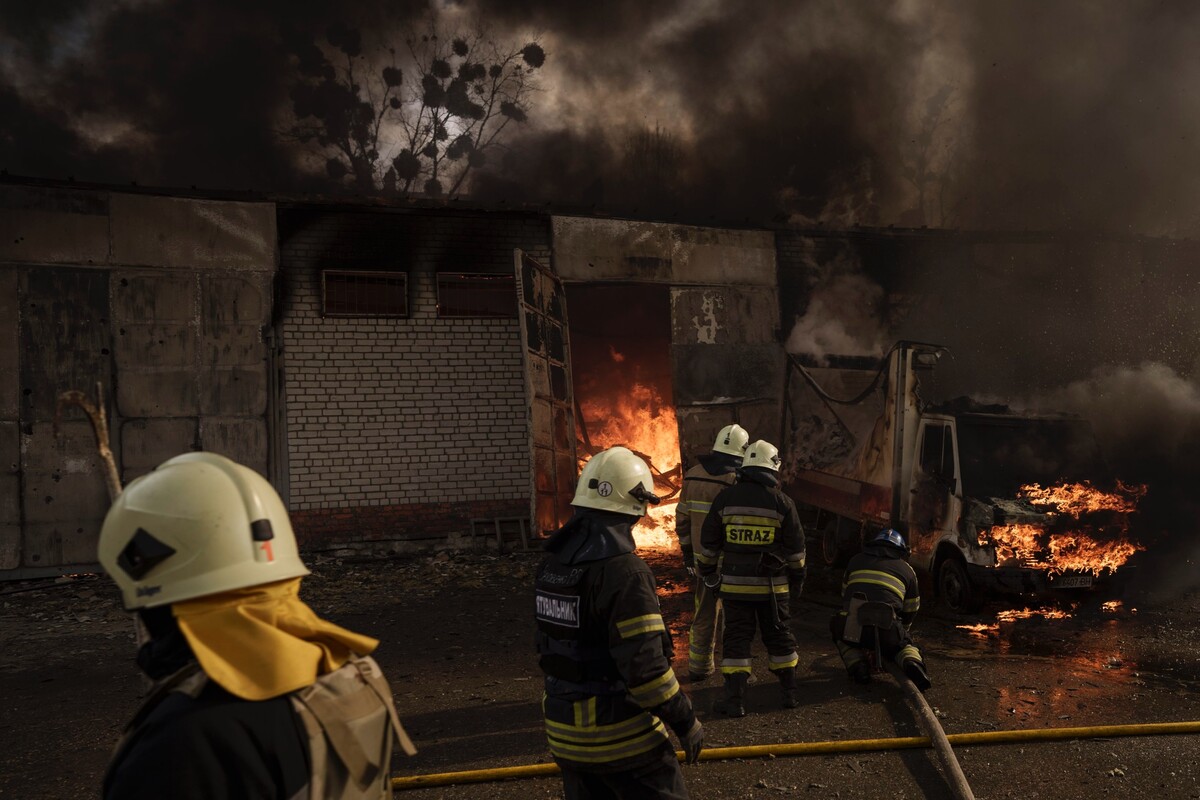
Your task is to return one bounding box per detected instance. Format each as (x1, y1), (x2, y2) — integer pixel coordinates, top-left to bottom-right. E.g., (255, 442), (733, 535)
(288, 654), (416, 788)
(291, 674), (377, 786)
(351, 656), (415, 756)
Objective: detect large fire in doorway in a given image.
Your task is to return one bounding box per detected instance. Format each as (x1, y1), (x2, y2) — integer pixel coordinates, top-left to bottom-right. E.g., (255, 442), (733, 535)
(577, 365), (682, 551)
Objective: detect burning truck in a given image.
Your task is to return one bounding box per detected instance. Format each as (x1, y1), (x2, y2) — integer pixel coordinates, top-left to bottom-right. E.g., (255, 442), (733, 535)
(781, 341), (1144, 612)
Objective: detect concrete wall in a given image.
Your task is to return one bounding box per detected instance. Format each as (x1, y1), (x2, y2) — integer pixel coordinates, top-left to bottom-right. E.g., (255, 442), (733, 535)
(0, 185), (276, 577)
(277, 207), (549, 555)
(552, 216), (777, 286)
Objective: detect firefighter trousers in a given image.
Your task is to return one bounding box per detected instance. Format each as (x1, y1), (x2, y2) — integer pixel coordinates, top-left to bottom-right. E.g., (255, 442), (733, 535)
(558, 745), (690, 799)
(719, 596), (799, 675)
(687, 579), (723, 677)
(829, 613), (925, 670)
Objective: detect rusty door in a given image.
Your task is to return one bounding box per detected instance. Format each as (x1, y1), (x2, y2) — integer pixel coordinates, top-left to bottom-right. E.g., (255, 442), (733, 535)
(514, 250), (578, 537)
(671, 286), (785, 468)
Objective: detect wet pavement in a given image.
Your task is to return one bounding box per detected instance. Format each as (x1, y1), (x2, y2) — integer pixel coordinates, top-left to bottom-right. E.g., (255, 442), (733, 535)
(1, 549), (1198, 799)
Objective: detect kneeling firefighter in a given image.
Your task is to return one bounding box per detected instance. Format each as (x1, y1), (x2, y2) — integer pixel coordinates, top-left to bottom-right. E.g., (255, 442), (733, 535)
(698, 440), (806, 716)
(98, 452), (415, 800)
(830, 527), (932, 691)
(536, 446), (704, 799)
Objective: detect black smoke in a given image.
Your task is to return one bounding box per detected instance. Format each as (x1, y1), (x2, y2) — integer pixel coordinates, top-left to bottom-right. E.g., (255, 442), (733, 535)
(4, 1), (1199, 233)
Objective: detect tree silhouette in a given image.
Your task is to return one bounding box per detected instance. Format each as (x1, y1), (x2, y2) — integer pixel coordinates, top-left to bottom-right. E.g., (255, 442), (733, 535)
(287, 21), (545, 196)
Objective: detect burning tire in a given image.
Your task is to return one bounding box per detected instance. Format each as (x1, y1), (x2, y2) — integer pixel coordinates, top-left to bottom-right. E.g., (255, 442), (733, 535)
(937, 555), (983, 613)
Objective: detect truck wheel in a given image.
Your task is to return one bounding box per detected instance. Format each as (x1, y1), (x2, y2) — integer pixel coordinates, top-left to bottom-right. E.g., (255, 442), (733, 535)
(821, 518), (854, 568)
(937, 556), (982, 613)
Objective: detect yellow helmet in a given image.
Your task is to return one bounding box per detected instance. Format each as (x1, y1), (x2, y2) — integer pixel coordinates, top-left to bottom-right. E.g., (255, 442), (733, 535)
(571, 446), (662, 517)
(712, 423), (750, 456)
(97, 452), (309, 610)
(743, 439), (782, 472)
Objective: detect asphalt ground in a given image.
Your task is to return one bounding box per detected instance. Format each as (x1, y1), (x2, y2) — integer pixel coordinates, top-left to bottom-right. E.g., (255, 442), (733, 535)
(2, 548), (1198, 799)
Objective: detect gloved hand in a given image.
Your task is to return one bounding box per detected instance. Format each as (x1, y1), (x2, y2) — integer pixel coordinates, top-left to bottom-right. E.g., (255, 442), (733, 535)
(679, 718), (704, 764)
(681, 547), (696, 579)
(702, 573), (721, 593)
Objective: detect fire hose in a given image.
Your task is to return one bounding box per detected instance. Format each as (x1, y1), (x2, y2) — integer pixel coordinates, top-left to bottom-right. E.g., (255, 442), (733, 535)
(390, 720), (1200, 791)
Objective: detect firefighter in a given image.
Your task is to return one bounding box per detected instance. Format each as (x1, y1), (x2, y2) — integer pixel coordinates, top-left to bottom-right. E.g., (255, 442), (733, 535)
(698, 440), (806, 716)
(676, 423), (750, 683)
(97, 452), (414, 799)
(830, 527), (932, 691)
(536, 446), (704, 799)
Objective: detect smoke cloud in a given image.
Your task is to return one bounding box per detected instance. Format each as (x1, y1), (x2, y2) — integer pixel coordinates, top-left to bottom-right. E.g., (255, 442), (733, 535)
(2, 1), (1198, 234)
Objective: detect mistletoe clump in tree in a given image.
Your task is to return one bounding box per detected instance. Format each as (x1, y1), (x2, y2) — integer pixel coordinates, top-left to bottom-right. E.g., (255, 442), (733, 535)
(288, 21), (545, 195)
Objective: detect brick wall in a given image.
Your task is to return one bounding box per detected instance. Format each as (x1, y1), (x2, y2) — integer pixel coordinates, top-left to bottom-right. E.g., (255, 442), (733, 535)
(278, 207), (550, 552)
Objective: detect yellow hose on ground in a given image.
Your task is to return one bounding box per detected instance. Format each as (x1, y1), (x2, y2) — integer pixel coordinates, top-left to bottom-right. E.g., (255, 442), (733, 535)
(392, 720), (1200, 791)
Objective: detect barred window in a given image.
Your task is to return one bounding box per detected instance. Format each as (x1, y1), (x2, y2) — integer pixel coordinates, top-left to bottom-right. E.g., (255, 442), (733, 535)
(322, 270), (408, 317)
(437, 273), (517, 318)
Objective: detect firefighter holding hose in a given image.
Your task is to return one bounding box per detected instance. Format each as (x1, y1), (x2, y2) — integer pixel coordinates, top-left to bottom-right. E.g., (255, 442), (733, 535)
(698, 440), (806, 716)
(675, 423), (750, 682)
(97, 452), (414, 799)
(535, 446), (704, 799)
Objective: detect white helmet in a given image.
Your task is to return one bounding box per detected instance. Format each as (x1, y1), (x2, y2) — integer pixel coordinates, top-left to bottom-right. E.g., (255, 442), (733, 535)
(712, 423), (750, 457)
(97, 452), (309, 610)
(571, 446), (662, 517)
(743, 439), (782, 472)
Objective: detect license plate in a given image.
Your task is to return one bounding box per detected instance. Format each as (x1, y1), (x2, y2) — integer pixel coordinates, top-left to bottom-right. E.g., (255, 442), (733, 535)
(1052, 574), (1093, 589)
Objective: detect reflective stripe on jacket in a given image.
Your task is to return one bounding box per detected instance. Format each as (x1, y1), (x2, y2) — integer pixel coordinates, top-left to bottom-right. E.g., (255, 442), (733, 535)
(536, 549), (693, 770)
(697, 478), (805, 601)
(675, 464), (737, 556)
(841, 545), (921, 624)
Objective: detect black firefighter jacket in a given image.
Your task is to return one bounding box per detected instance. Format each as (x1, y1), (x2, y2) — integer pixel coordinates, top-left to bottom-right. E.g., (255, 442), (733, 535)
(840, 543), (921, 625)
(104, 627), (309, 800)
(697, 470), (806, 601)
(535, 509), (697, 772)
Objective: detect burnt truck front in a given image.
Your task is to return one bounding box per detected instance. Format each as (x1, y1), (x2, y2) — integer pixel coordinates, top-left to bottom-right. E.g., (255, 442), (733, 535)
(920, 409), (1142, 612)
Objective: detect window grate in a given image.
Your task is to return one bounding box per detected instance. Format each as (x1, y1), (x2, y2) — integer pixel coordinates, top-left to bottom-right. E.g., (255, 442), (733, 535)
(437, 273), (517, 318)
(322, 270), (408, 317)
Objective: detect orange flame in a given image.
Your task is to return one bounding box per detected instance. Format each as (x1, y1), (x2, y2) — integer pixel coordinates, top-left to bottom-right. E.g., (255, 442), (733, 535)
(956, 606), (1074, 637)
(979, 481), (1146, 576)
(1020, 481), (1147, 516)
(578, 376), (682, 551)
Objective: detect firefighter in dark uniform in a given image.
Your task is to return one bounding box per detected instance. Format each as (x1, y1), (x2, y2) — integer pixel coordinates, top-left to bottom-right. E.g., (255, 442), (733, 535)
(536, 446), (704, 799)
(675, 423), (750, 682)
(96, 452), (414, 799)
(830, 527), (932, 691)
(697, 440), (806, 716)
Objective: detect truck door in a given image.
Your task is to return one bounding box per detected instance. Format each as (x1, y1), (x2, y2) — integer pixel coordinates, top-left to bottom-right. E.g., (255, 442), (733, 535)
(515, 250), (578, 536)
(907, 418), (962, 563)
(670, 286), (784, 468)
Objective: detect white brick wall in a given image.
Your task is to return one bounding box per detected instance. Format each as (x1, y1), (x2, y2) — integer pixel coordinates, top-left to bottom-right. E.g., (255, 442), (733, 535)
(280, 211), (547, 512)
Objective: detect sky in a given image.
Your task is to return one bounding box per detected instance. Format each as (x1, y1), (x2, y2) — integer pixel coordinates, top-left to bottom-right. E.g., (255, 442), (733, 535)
(3, 0), (1200, 234)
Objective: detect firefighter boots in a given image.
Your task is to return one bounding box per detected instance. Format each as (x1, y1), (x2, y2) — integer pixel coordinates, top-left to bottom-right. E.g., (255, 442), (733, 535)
(902, 658), (932, 692)
(713, 672), (748, 717)
(775, 667), (798, 709)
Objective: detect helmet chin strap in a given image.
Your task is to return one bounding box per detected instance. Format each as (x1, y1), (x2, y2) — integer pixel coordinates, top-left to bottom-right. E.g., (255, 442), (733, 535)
(629, 485), (662, 505)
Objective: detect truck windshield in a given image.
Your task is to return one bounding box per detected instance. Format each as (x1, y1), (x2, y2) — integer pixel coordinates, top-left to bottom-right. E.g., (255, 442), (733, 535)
(955, 414), (1106, 498)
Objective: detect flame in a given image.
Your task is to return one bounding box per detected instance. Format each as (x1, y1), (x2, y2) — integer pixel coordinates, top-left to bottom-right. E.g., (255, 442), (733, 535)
(956, 606), (1073, 637)
(979, 481), (1147, 576)
(1020, 481), (1147, 516)
(579, 377), (682, 551)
